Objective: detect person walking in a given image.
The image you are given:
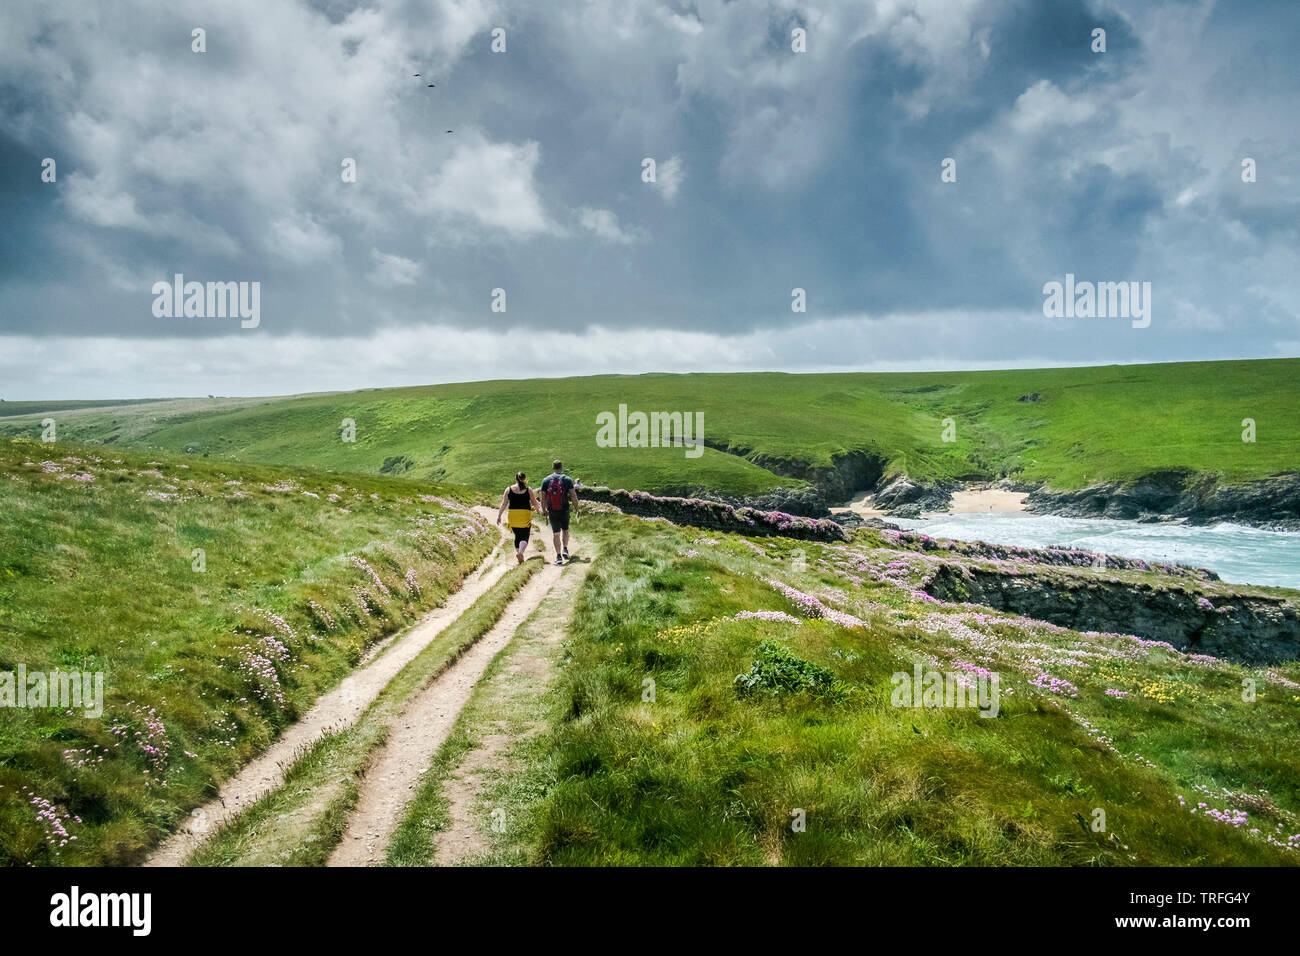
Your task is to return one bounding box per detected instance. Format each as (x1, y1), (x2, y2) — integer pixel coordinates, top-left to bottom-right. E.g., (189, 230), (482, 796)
(496, 471), (540, 564)
(540, 459), (578, 565)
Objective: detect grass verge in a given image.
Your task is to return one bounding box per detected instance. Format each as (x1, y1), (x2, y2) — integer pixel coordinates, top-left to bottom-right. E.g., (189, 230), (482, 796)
(185, 557), (543, 866)
(0, 440), (493, 866)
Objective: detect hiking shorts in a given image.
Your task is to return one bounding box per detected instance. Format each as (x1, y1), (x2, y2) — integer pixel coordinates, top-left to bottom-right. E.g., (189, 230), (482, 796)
(513, 525), (531, 546)
(548, 509), (570, 533)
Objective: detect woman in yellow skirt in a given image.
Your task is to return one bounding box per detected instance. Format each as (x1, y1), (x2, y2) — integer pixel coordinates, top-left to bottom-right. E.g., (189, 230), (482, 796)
(496, 471), (540, 564)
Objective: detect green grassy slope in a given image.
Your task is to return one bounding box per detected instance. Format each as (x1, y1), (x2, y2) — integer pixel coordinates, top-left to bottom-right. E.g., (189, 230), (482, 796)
(0, 398), (169, 416)
(0, 438), (494, 865)
(1, 359), (1295, 497)
(473, 513), (1300, 865)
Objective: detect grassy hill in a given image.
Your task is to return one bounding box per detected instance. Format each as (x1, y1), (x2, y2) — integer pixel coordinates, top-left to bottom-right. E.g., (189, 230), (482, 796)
(0, 438), (494, 865)
(0, 359), (1295, 499)
(0, 398), (169, 416)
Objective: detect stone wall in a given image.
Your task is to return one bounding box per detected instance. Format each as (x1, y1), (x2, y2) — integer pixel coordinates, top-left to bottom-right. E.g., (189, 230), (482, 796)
(580, 486), (849, 542)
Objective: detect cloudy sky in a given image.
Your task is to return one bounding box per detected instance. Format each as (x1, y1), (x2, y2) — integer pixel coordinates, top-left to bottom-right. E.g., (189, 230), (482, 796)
(1, 0), (1296, 398)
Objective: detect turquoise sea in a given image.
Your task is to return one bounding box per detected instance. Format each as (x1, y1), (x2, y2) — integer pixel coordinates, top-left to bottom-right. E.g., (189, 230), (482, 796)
(892, 512), (1300, 589)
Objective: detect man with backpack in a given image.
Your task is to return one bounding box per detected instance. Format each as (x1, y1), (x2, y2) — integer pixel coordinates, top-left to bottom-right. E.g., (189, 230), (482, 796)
(540, 459), (578, 565)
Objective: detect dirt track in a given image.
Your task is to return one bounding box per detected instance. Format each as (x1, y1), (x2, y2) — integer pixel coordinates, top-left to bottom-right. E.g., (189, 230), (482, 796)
(144, 511), (510, 867)
(327, 558), (565, 866)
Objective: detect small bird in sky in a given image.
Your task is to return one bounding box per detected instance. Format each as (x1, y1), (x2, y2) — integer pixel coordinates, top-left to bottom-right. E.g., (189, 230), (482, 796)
(446, 130), (454, 134)
(427, 84), (435, 87)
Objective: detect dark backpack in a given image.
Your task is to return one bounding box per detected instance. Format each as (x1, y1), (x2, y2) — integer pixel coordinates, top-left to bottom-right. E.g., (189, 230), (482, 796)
(545, 475), (568, 511)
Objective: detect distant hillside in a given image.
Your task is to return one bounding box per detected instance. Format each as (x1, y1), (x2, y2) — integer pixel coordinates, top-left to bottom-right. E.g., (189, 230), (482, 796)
(0, 398), (169, 416)
(1, 359), (1296, 502)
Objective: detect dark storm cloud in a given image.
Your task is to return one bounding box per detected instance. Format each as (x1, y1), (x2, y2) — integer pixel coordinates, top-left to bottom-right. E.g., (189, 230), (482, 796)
(0, 0), (1297, 395)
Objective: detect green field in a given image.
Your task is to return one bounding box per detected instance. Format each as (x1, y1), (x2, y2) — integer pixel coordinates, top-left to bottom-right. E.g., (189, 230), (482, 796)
(0, 398), (169, 417)
(3, 359), (1296, 498)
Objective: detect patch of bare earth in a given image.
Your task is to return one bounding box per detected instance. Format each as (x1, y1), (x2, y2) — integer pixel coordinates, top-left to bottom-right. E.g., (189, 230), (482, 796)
(144, 508), (508, 867)
(328, 557), (569, 867)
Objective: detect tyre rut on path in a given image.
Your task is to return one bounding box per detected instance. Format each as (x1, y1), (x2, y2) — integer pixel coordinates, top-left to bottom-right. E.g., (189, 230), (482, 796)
(328, 555), (568, 866)
(433, 557), (594, 866)
(144, 507), (507, 867)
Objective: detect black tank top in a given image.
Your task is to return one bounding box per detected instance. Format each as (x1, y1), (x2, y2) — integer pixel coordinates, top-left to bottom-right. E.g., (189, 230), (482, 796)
(507, 485), (530, 508)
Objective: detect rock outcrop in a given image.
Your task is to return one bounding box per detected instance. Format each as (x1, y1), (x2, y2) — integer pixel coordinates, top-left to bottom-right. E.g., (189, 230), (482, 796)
(924, 563), (1298, 664)
(1026, 471), (1300, 530)
(871, 474), (957, 517)
(697, 444), (887, 517)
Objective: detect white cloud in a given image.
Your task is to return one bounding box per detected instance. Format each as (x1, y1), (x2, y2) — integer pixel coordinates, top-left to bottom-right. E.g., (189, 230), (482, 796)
(367, 249), (424, 287)
(1008, 80), (1099, 134)
(268, 214), (344, 266)
(657, 8), (703, 37)
(0, 0), (503, 267)
(431, 0), (500, 60)
(2, 0), (1298, 381)
(577, 207), (640, 244)
(0, 309), (1227, 400)
(883, 0), (991, 118)
(62, 173), (150, 230)
(1169, 298), (1224, 331)
(426, 136), (556, 237)
(657, 154), (684, 202)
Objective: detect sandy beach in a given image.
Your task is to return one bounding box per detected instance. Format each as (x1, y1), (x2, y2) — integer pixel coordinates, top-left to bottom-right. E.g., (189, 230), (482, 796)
(833, 486), (1028, 520)
(831, 490), (889, 520)
(946, 488), (1028, 514)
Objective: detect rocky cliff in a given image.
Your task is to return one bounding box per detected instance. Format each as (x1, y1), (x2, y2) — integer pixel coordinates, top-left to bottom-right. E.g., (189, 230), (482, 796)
(924, 562), (1299, 664)
(697, 442), (887, 516)
(1026, 471), (1300, 530)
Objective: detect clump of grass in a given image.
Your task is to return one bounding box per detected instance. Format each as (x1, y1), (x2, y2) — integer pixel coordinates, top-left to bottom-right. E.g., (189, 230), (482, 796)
(734, 640), (848, 702)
